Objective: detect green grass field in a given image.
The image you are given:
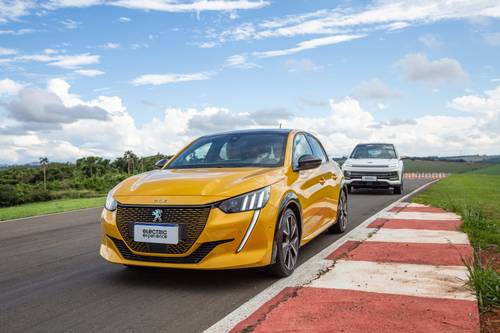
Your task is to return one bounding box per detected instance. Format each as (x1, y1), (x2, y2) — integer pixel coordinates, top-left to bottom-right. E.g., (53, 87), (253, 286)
(403, 159), (490, 173)
(468, 164), (500, 175)
(0, 196), (105, 221)
(413, 174), (500, 248)
(413, 173), (500, 312)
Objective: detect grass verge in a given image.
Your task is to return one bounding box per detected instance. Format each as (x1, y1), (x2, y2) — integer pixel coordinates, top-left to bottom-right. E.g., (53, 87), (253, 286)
(0, 196), (105, 221)
(412, 174), (500, 315)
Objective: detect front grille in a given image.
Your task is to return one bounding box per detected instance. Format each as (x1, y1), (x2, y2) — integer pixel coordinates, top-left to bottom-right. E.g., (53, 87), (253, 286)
(347, 171), (398, 180)
(116, 204), (211, 254)
(110, 236), (232, 264)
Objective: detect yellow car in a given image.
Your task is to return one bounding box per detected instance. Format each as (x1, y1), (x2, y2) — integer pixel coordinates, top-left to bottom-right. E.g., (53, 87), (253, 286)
(100, 129), (348, 276)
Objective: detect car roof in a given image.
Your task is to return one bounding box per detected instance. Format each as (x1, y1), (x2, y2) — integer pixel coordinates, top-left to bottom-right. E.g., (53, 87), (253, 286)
(355, 143), (395, 146)
(200, 128), (294, 138)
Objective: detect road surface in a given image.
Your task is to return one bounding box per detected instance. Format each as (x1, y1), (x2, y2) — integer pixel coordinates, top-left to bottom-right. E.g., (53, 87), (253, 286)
(0, 180), (430, 333)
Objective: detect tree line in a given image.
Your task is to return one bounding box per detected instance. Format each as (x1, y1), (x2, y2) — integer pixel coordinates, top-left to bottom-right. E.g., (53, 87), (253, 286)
(0, 152), (171, 207)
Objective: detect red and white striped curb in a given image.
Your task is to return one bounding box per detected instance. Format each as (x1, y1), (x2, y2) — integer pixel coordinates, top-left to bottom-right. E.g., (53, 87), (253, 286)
(206, 188), (479, 333)
(404, 172), (449, 179)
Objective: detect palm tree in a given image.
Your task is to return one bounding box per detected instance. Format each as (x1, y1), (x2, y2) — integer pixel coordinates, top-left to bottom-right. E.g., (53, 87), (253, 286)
(39, 157), (49, 191)
(123, 150), (137, 175)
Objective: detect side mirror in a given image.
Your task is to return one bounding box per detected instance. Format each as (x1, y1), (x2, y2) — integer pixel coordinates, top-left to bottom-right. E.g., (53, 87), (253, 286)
(155, 159), (168, 169)
(297, 154), (322, 171)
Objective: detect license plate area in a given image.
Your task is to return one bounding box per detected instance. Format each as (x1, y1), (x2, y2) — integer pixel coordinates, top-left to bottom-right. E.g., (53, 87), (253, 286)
(362, 176), (377, 181)
(133, 223), (179, 244)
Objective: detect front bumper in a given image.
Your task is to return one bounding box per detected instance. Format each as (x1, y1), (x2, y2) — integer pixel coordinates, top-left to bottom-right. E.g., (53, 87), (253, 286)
(100, 202), (278, 270)
(342, 168), (402, 187)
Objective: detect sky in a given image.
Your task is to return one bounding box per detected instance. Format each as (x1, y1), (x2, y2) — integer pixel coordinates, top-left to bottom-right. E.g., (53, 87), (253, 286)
(0, 0), (500, 164)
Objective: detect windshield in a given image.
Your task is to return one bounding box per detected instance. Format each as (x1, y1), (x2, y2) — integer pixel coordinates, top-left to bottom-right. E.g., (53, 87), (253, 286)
(167, 132), (288, 169)
(350, 144), (396, 159)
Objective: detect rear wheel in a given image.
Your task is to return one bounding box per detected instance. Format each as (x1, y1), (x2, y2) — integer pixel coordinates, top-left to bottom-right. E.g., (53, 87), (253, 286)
(269, 208), (300, 277)
(328, 190), (348, 234)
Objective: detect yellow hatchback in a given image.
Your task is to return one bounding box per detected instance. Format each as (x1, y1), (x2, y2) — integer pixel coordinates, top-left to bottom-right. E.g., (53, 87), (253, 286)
(100, 129), (348, 276)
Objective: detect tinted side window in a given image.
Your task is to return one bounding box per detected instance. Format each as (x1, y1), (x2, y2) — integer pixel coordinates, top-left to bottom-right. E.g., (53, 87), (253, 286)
(306, 135), (327, 163)
(293, 134), (313, 168)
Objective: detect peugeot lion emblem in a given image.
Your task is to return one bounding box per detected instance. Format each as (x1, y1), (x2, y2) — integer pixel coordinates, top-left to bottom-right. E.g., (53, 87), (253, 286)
(152, 209), (163, 223)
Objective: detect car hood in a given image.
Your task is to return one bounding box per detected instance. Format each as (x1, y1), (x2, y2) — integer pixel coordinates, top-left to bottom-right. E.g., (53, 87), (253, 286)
(344, 158), (398, 167)
(113, 167), (285, 199)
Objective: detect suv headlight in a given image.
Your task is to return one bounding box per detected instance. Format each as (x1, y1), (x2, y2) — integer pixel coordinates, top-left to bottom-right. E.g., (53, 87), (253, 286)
(105, 188), (118, 211)
(219, 186), (270, 213)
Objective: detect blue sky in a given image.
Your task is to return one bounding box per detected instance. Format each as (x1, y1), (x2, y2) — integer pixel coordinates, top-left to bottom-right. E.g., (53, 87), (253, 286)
(1, 0), (500, 163)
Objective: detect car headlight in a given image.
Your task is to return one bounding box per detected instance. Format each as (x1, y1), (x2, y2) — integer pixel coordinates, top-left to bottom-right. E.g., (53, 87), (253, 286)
(343, 163), (352, 168)
(388, 163), (399, 168)
(219, 186), (270, 213)
(105, 188), (118, 211)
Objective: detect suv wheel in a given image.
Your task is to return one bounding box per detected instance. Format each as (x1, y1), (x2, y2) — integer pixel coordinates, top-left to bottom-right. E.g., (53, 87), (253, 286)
(394, 182), (403, 194)
(269, 208), (300, 277)
(328, 190), (348, 234)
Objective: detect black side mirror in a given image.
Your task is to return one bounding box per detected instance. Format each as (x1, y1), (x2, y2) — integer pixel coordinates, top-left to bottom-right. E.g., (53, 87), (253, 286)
(297, 154), (322, 171)
(155, 159), (168, 169)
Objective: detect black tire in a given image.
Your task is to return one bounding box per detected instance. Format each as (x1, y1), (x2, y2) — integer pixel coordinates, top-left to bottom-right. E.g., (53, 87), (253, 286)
(394, 183), (403, 194)
(269, 208), (300, 277)
(346, 185), (352, 194)
(328, 190), (348, 234)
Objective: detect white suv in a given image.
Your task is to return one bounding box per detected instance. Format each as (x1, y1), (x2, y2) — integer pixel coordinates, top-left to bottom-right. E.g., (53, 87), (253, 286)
(342, 143), (404, 194)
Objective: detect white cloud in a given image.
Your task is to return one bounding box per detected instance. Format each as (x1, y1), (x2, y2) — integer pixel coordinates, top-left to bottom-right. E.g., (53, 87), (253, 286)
(205, 1), (500, 52)
(254, 34), (365, 58)
(224, 54), (260, 69)
(353, 79), (401, 100)
(0, 0), (34, 23)
(0, 78), (24, 96)
(110, 0), (269, 12)
(0, 47), (17, 56)
(132, 72), (212, 86)
(74, 69), (104, 77)
(2, 80), (500, 163)
(284, 59), (322, 73)
(0, 28), (37, 35)
(419, 33), (443, 48)
(448, 85), (500, 116)
(99, 42), (120, 49)
(61, 18), (81, 29)
(12, 52), (100, 69)
(198, 41), (218, 48)
(47, 53), (100, 69)
(117, 16), (130, 23)
(395, 53), (467, 84)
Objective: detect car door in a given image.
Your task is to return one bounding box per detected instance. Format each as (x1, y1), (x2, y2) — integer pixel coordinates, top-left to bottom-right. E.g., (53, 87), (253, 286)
(306, 134), (341, 227)
(290, 133), (327, 241)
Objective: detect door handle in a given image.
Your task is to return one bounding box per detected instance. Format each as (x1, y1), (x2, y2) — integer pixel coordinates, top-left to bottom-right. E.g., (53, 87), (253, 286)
(319, 177), (326, 185)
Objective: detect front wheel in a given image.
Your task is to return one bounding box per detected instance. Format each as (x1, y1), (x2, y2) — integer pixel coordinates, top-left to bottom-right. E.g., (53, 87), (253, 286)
(394, 182), (403, 194)
(269, 208), (300, 277)
(328, 190), (348, 234)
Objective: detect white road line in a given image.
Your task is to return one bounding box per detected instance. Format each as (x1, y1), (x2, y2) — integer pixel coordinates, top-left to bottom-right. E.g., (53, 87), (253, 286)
(204, 180), (438, 333)
(379, 211), (460, 220)
(366, 228), (470, 244)
(309, 260), (475, 301)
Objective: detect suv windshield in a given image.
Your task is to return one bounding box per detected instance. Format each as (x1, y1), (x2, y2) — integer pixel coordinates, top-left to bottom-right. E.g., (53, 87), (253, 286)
(167, 132), (288, 169)
(350, 144), (396, 159)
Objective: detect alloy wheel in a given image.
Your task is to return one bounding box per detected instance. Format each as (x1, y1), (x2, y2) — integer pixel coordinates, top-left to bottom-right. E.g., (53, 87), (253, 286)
(281, 212), (299, 271)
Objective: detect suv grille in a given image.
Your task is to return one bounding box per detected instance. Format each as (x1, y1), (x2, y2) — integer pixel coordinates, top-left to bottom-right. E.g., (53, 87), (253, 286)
(348, 171), (399, 180)
(116, 204), (211, 254)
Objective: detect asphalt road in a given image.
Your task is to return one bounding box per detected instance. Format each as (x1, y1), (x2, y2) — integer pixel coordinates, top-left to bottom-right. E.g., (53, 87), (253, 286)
(0, 180), (430, 333)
